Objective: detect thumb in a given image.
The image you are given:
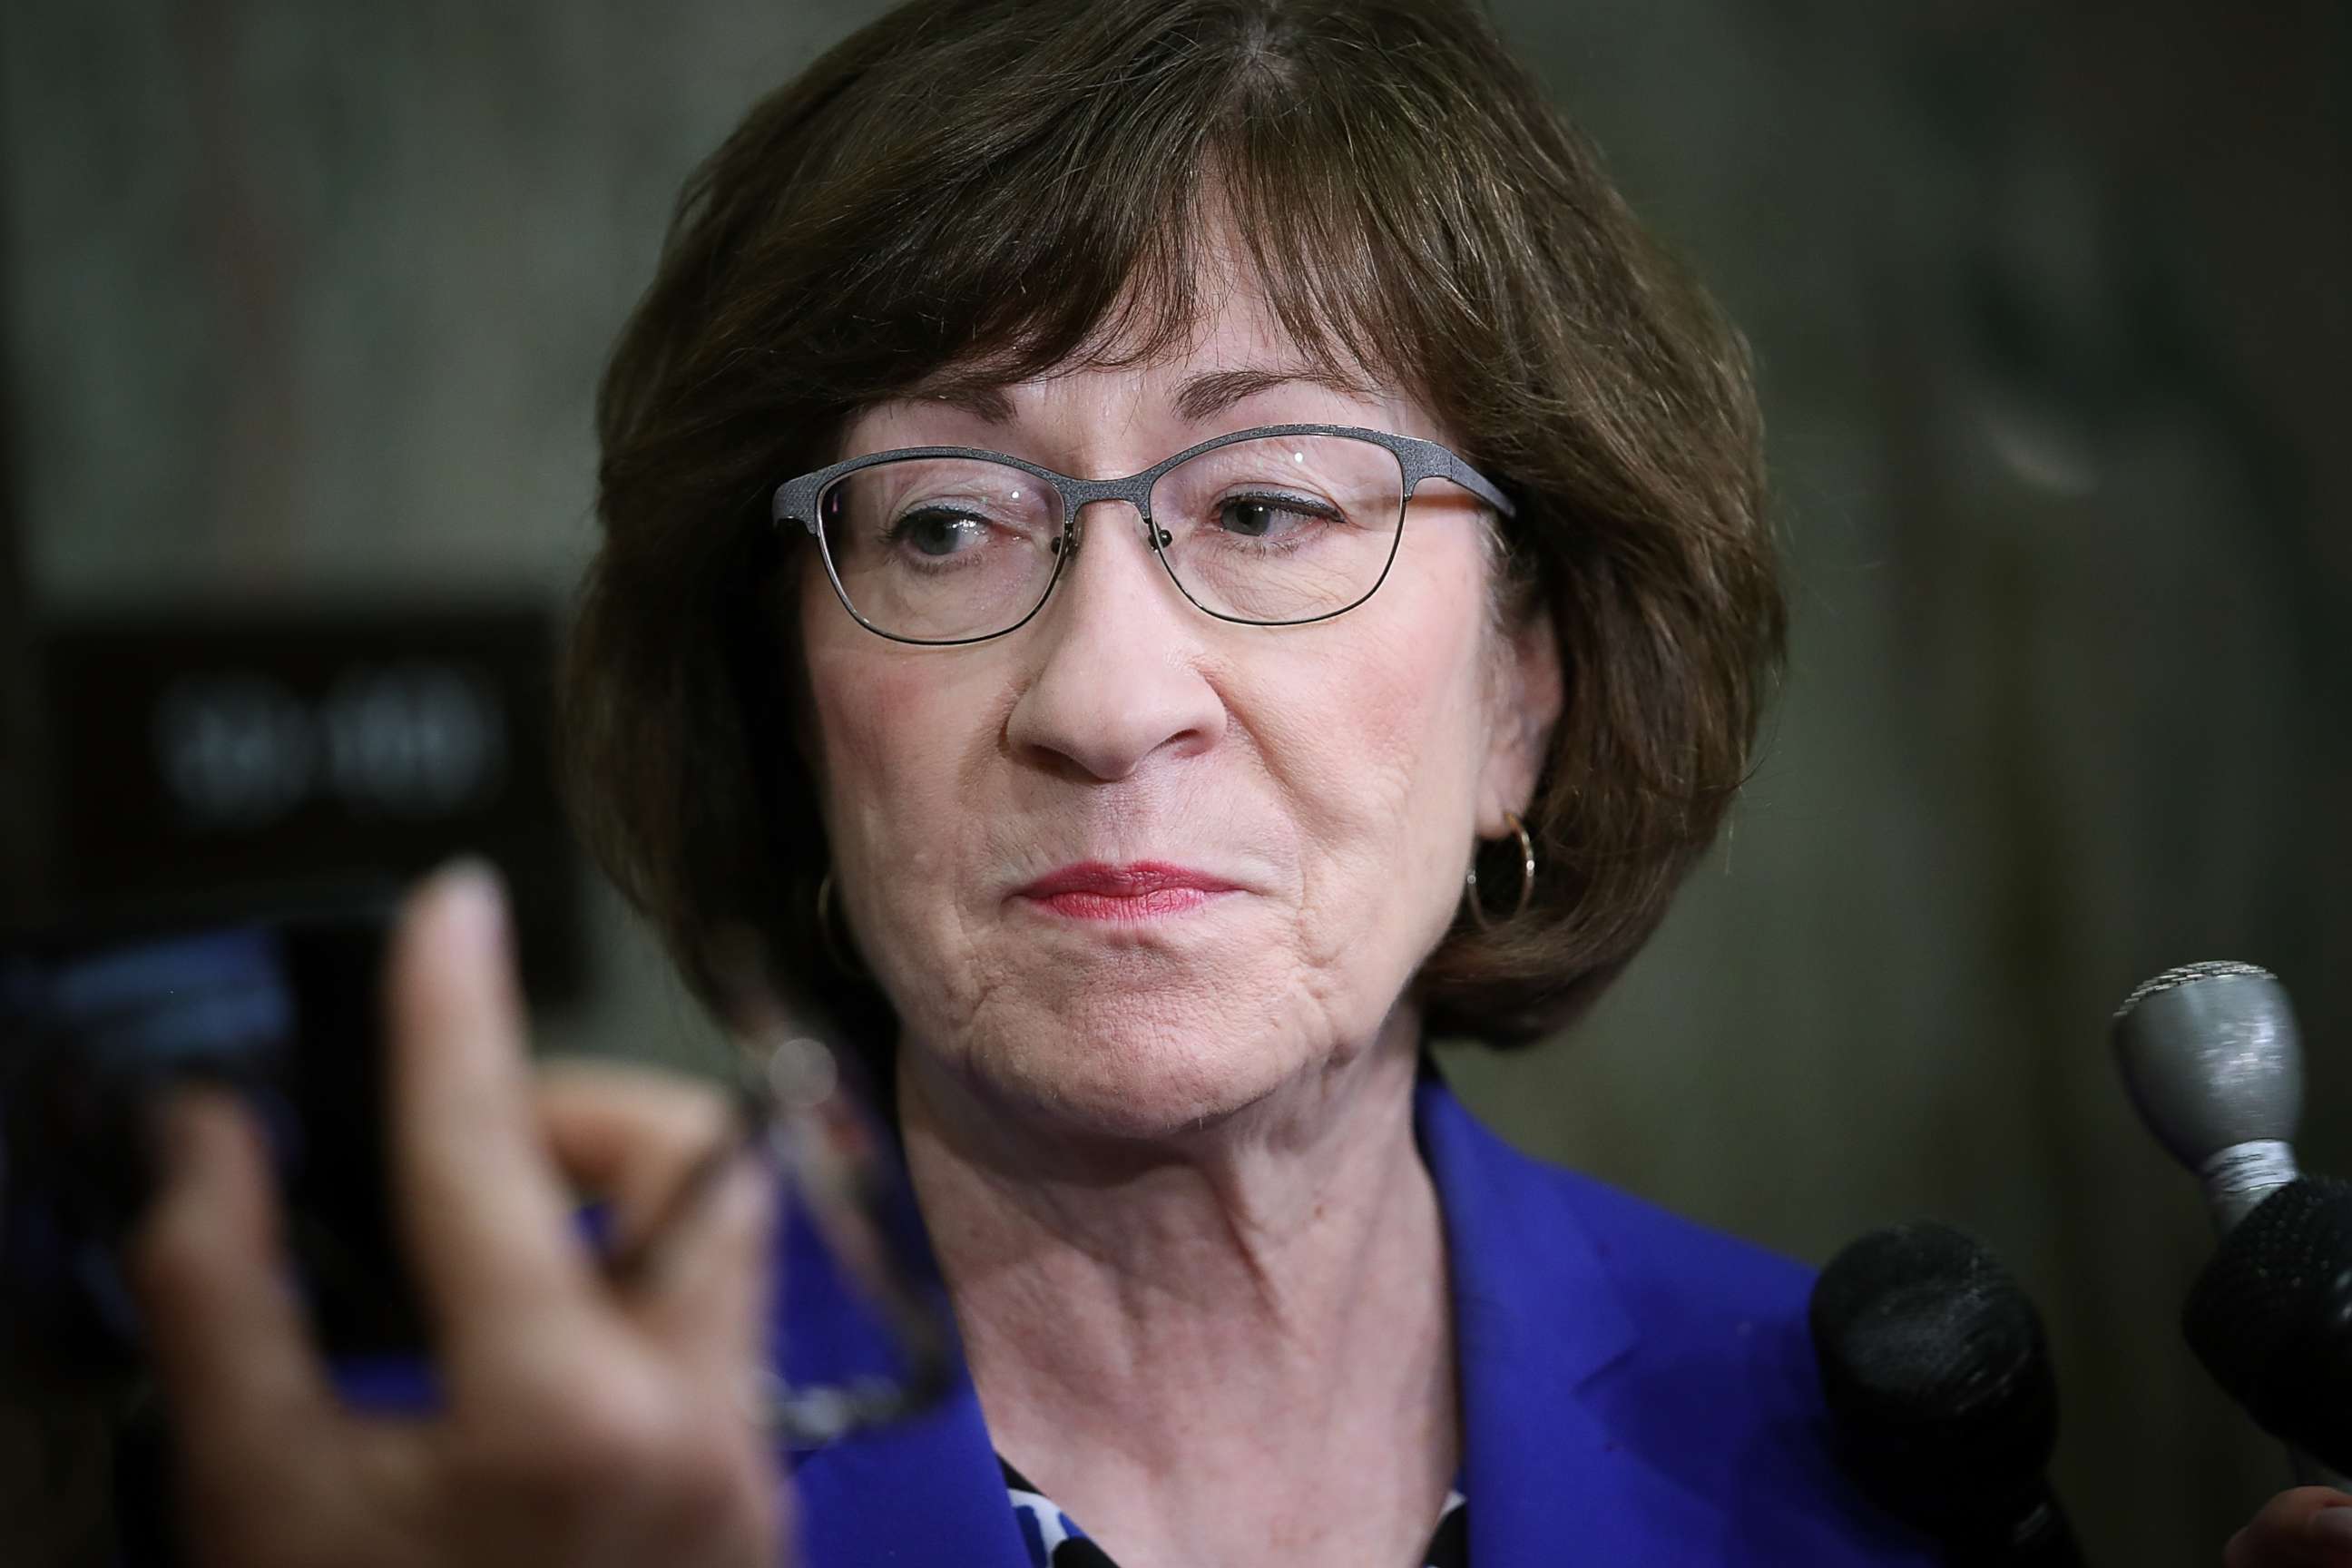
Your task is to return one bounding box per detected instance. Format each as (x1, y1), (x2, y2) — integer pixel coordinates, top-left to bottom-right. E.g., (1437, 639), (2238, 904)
(2227, 1488), (2352, 1567)
(636, 1145), (780, 1397)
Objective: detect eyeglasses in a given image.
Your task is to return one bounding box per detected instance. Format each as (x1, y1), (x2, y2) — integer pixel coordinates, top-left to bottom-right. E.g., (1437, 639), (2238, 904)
(770, 424), (1515, 645)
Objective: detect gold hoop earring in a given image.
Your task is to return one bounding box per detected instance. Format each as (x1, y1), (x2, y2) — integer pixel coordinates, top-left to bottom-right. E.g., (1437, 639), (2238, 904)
(1464, 810), (1536, 931)
(815, 869), (870, 977)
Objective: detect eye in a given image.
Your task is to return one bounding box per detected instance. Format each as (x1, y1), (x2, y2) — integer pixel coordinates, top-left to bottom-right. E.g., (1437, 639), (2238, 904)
(1214, 493), (1338, 541)
(889, 507), (988, 558)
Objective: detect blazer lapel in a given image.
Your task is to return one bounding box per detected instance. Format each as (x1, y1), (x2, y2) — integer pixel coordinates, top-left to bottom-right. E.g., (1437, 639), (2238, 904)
(789, 1380), (1027, 1567)
(1418, 1072), (1727, 1564)
(771, 1185), (1031, 1568)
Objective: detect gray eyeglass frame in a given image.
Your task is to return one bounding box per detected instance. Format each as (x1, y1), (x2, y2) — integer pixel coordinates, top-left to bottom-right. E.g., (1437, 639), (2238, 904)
(769, 422), (1516, 646)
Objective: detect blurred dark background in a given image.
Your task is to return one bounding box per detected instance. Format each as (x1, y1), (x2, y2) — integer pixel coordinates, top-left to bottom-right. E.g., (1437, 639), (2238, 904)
(1, 2), (2346, 1563)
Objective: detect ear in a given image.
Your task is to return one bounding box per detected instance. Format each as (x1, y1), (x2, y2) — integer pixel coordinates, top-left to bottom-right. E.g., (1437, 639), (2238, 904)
(1475, 603), (1563, 838)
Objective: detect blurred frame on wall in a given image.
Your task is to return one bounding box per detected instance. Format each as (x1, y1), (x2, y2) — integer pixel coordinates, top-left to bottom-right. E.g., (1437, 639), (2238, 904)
(21, 606), (583, 1004)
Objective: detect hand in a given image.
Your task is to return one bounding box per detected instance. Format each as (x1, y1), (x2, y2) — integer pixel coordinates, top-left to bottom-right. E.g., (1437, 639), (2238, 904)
(127, 864), (787, 1568)
(2227, 1488), (2352, 1567)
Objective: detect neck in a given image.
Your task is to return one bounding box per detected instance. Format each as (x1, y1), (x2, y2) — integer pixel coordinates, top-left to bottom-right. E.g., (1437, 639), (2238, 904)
(898, 1013), (1458, 1566)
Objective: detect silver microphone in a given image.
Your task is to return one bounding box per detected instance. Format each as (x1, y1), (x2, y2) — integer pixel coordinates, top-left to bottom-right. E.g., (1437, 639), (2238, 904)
(2112, 961), (2348, 1491)
(2113, 962), (2303, 1232)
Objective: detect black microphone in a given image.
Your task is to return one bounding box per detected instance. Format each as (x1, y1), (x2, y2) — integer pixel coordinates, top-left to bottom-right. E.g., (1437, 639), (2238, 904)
(2112, 961), (2352, 1491)
(2181, 1175), (2352, 1477)
(1810, 1221), (2084, 1565)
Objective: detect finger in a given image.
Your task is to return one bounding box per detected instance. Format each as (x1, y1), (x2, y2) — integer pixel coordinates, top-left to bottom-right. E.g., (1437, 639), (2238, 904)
(125, 1093), (341, 1465)
(533, 1064), (775, 1393)
(387, 862), (596, 1361)
(2226, 1488), (2352, 1568)
(535, 1060), (742, 1247)
(632, 1146), (779, 1394)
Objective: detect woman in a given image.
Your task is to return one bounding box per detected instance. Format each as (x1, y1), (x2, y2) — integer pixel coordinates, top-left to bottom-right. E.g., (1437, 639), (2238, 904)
(124, 1), (2347, 1563)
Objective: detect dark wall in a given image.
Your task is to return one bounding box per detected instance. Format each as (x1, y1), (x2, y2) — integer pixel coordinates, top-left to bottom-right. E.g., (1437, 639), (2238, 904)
(1442, 3), (2352, 1559)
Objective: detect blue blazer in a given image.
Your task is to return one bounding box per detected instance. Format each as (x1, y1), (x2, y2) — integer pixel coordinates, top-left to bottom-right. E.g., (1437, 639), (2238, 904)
(772, 1071), (1941, 1566)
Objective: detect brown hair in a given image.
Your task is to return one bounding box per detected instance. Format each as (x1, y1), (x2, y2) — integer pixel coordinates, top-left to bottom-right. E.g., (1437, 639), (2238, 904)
(564, 0), (1779, 1052)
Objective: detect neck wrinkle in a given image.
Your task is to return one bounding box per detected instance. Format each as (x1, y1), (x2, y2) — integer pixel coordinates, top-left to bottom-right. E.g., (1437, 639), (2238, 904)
(897, 1012), (1458, 1545)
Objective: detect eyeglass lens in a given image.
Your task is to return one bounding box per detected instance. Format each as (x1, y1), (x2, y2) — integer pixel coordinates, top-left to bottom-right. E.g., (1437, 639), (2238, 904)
(816, 435), (1408, 642)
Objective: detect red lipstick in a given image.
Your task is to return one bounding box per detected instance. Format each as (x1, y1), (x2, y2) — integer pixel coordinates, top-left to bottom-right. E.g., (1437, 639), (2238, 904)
(1014, 861), (1240, 921)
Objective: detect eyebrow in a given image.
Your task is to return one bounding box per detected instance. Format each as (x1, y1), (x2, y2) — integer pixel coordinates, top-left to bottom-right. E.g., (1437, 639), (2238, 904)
(1171, 366), (1378, 424)
(897, 364), (1379, 427)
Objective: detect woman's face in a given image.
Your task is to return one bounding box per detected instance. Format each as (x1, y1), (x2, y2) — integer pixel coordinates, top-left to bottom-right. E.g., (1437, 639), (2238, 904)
(797, 278), (1559, 1141)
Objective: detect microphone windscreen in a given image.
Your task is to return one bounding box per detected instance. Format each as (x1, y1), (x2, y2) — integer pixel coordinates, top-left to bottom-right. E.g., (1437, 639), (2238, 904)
(1810, 1222), (2061, 1551)
(2110, 961), (2301, 1180)
(2183, 1174), (2352, 1474)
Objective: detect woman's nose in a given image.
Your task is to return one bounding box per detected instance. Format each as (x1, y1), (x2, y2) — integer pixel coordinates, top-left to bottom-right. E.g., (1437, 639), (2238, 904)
(1002, 501), (1227, 781)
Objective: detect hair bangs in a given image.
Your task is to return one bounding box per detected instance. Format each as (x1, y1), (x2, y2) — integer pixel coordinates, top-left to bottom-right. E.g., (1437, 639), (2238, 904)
(772, 6), (1489, 435)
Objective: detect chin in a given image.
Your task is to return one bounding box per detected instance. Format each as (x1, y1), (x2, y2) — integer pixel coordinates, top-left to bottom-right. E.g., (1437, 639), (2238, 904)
(930, 986), (1323, 1145)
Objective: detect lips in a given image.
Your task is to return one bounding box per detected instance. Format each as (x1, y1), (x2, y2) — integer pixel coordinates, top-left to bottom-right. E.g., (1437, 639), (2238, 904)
(1014, 861), (1242, 921)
